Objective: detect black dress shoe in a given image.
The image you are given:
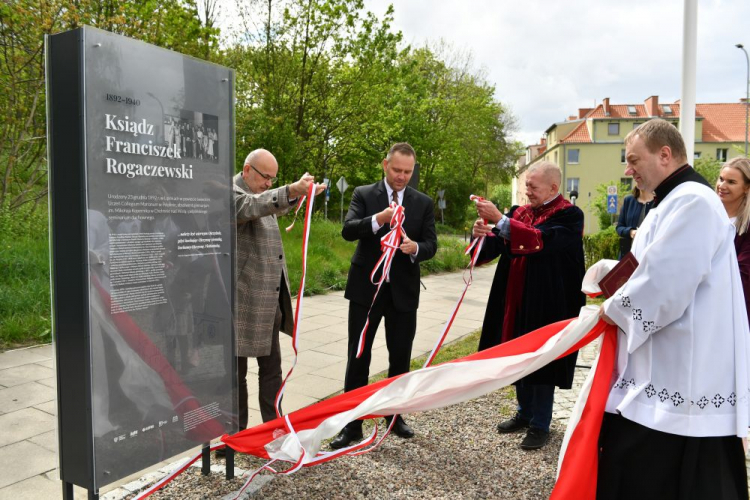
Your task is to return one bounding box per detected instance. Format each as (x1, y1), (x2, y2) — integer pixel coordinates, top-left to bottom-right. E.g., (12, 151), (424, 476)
(496, 413), (530, 433)
(330, 427), (363, 450)
(520, 427), (550, 450)
(386, 416), (414, 439)
(214, 447), (226, 458)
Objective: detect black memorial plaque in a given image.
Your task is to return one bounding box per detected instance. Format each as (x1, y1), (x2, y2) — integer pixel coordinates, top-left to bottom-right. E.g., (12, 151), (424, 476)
(46, 26), (237, 492)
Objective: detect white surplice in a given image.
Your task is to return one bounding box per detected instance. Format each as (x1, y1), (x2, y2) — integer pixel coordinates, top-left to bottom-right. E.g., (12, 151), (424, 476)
(602, 181), (750, 438)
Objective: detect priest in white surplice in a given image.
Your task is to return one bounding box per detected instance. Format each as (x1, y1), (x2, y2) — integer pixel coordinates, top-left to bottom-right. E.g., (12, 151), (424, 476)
(599, 119), (750, 500)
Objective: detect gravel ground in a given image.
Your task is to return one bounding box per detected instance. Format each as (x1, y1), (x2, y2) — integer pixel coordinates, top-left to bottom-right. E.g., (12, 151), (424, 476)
(141, 386), (566, 499)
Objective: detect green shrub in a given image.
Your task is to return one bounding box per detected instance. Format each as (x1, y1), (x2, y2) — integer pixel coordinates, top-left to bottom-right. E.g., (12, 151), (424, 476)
(435, 222), (460, 235)
(583, 226), (619, 268)
(695, 157), (722, 186)
(489, 184), (512, 212)
(419, 235), (469, 274)
(587, 181), (632, 231)
(0, 201), (48, 239)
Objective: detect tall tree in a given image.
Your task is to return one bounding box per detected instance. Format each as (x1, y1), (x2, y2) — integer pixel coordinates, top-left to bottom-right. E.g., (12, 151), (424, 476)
(0, 0), (219, 213)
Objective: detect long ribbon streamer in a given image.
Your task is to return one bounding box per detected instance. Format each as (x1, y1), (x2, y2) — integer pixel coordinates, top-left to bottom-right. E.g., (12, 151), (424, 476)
(422, 195), (487, 367)
(132, 442), (226, 500)
(276, 182), (317, 418)
(355, 202), (405, 358)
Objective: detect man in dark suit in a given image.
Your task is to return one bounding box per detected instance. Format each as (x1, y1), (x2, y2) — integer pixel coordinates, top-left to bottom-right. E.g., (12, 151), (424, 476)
(330, 142), (438, 449)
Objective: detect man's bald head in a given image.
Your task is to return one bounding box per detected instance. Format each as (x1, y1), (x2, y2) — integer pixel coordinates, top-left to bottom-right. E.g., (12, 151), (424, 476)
(242, 148), (279, 193)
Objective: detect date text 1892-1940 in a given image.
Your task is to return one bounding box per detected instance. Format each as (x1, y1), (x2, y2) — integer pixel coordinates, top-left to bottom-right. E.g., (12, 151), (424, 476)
(106, 93), (140, 106)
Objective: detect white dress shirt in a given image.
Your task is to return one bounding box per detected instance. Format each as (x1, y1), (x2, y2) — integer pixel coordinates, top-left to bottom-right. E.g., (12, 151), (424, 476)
(371, 180), (418, 262)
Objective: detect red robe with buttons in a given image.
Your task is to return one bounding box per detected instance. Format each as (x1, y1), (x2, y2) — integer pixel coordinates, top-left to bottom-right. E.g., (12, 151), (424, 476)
(477, 194), (585, 388)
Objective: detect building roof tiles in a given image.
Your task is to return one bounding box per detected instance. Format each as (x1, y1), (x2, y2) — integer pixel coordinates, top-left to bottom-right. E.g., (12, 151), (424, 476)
(556, 99), (746, 144)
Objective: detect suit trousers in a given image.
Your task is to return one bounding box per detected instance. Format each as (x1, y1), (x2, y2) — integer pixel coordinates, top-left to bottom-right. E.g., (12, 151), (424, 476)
(238, 304), (283, 428)
(344, 283), (417, 431)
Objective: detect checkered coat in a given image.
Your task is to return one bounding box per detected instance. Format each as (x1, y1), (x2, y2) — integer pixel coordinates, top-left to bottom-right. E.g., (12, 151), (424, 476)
(234, 173), (295, 357)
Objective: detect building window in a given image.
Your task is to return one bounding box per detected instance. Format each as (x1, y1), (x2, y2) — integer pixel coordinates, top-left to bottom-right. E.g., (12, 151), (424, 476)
(717, 148), (728, 162)
(608, 123), (620, 135)
(633, 122), (643, 130)
(554, 151), (558, 164)
(621, 149), (626, 164)
(694, 151), (701, 160)
(663, 105), (673, 115)
(627, 105), (638, 115)
(567, 149), (580, 164)
(621, 177), (633, 190)
(566, 177), (579, 193)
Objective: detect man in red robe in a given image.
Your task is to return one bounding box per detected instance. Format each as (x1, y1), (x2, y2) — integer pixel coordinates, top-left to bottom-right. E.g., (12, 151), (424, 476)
(473, 161), (585, 450)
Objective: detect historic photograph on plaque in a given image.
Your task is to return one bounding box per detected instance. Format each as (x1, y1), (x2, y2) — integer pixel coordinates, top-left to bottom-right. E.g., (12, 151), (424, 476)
(47, 26), (237, 492)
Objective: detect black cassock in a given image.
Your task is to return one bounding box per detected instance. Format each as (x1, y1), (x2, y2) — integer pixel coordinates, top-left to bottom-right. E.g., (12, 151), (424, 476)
(477, 195), (585, 389)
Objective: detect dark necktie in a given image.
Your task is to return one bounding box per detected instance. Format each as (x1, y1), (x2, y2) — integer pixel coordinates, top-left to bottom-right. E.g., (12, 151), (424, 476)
(392, 190), (399, 205)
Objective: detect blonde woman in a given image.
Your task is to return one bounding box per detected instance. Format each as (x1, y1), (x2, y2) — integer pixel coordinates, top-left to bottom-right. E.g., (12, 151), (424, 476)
(716, 156), (750, 325)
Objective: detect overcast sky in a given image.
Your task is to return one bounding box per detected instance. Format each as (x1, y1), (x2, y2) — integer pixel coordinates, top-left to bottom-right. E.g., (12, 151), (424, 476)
(360, 0), (750, 146)
(218, 0), (750, 147)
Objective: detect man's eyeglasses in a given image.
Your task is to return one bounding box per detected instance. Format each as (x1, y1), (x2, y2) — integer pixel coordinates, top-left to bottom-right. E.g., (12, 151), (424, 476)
(249, 164), (278, 184)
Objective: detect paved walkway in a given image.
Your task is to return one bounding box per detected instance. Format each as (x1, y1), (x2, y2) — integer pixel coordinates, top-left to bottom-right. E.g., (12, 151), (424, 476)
(0, 264), (495, 499)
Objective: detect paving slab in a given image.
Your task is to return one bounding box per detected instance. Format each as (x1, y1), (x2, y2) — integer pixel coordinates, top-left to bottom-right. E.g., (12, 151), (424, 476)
(0, 474), (62, 500)
(28, 430), (58, 454)
(33, 400), (57, 416)
(0, 381), (56, 414)
(0, 440), (57, 489)
(0, 348), (51, 371)
(0, 363), (55, 388)
(0, 407), (56, 447)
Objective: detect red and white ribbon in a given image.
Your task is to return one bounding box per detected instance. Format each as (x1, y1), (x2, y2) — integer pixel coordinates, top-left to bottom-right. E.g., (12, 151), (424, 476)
(223, 304), (617, 500)
(132, 442), (226, 500)
(422, 195), (487, 367)
(275, 182), (317, 418)
(355, 202), (406, 358)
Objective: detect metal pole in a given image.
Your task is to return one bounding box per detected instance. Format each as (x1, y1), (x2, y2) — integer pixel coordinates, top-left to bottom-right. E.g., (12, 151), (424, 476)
(340, 194), (344, 224)
(680, 0), (698, 164)
(737, 44), (750, 157)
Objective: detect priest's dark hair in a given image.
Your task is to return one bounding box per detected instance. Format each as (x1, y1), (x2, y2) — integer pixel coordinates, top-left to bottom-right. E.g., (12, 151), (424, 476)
(723, 156), (750, 236)
(624, 118), (687, 164)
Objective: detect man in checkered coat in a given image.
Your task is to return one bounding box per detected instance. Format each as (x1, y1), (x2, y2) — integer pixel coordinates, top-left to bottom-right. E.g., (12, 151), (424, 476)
(233, 148), (324, 428)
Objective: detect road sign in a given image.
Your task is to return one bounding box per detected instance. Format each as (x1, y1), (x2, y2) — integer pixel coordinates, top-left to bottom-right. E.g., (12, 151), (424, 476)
(337, 176), (348, 223)
(323, 178), (330, 218)
(437, 189), (445, 200)
(607, 185), (618, 196)
(607, 194), (618, 214)
(438, 199), (446, 210)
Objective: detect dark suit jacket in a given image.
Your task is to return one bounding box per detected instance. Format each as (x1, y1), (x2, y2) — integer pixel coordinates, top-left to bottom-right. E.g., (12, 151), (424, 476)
(342, 180), (438, 312)
(616, 194), (652, 258)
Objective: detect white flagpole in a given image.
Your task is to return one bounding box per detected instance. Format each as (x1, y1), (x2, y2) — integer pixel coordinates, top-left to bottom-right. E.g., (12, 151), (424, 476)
(680, 0), (698, 164)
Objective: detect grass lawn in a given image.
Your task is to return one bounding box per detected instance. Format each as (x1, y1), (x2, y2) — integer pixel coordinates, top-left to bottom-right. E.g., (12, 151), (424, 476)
(369, 329), (482, 385)
(0, 233), (52, 349)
